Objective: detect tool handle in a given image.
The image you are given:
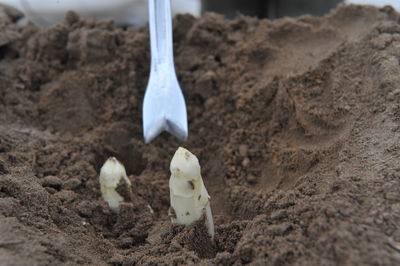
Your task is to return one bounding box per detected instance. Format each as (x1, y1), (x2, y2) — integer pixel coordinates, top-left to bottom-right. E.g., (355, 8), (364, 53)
(148, 0), (175, 71)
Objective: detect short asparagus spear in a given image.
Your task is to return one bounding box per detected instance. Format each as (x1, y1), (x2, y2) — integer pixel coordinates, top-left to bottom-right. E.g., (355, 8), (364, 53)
(169, 147), (214, 239)
(99, 157), (131, 211)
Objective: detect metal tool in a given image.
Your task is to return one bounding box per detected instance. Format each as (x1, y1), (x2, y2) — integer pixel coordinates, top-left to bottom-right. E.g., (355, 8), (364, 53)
(143, 0), (188, 143)
(0, 0), (201, 26)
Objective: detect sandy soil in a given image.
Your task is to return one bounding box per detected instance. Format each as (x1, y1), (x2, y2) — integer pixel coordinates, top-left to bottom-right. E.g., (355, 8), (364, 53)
(1, 3), (400, 265)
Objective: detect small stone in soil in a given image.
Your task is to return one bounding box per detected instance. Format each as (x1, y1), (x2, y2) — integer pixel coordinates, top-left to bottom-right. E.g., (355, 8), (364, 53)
(242, 158), (250, 168)
(239, 145), (249, 157)
(246, 174), (258, 185)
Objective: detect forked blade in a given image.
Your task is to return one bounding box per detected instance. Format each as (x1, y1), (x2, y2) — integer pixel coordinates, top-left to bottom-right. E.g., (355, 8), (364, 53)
(142, 0), (188, 143)
(142, 70), (188, 143)
(143, 115), (188, 143)
(142, 90), (188, 143)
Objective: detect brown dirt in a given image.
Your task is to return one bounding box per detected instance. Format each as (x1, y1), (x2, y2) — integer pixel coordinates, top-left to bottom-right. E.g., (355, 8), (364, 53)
(1, 3), (400, 265)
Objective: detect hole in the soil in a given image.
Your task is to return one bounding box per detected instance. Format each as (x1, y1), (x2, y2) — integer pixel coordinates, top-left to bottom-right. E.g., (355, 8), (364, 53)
(0, 159), (8, 174)
(0, 46), (7, 60)
(94, 123), (148, 176)
(94, 144), (147, 176)
(190, 64), (200, 72)
(193, 94), (204, 105)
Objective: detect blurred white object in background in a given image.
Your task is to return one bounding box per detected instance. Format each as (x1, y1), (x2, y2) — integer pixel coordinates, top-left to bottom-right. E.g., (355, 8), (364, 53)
(345, 0), (399, 10)
(0, 0), (201, 26)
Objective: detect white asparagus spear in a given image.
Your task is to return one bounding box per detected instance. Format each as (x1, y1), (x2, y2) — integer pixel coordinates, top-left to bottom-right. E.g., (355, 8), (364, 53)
(99, 157), (131, 211)
(169, 147), (214, 240)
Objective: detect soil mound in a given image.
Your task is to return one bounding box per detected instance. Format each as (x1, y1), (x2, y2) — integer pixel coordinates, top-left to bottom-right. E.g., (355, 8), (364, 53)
(1, 4), (400, 265)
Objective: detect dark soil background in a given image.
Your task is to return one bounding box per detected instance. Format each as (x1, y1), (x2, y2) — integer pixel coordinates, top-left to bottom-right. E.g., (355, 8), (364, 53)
(1, 3), (400, 265)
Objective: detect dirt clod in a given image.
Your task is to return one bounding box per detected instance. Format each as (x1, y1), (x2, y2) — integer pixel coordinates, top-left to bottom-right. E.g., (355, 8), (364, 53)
(41, 175), (63, 190)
